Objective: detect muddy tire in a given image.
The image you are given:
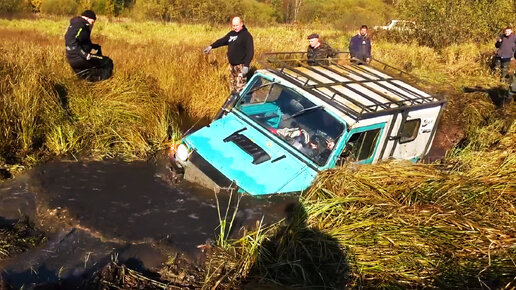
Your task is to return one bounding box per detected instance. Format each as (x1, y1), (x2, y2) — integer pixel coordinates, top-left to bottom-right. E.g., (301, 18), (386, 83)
(165, 164), (184, 185)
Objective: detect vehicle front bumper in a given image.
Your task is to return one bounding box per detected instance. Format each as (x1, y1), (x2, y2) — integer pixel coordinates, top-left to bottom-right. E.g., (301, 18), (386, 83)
(169, 149), (234, 193)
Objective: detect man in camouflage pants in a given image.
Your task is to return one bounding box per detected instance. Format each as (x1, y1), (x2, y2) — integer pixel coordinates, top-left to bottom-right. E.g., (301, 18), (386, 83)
(494, 26), (516, 83)
(229, 64), (248, 94)
(204, 16), (254, 93)
(306, 33), (338, 66)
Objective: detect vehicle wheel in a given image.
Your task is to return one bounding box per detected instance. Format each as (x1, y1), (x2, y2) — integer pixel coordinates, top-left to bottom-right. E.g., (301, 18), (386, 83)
(162, 163), (184, 185)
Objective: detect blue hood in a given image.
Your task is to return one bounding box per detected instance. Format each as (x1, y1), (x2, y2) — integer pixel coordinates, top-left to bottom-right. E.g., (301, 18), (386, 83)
(184, 112), (318, 195)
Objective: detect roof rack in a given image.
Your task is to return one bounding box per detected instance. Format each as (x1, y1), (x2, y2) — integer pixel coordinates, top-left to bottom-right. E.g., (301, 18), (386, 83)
(259, 52), (444, 121)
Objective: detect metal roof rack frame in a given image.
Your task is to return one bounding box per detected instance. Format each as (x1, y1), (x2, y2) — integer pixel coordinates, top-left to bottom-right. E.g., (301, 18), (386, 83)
(259, 51), (445, 121)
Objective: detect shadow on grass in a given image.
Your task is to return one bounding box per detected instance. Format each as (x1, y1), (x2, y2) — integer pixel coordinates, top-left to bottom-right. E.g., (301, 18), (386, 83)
(246, 203), (349, 289)
(433, 254), (516, 289)
(462, 85), (513, 107)
(176, 103), (211, 135)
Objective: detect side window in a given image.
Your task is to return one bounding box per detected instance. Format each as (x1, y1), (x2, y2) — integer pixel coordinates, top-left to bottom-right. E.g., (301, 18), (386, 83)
(399, 119), (420, 143)
(240, 78), (266, 104)
(339, 128), (381, 163)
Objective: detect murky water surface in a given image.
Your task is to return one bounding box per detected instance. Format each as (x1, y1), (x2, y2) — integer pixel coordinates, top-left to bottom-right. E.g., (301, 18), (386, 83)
(0, 152), (298, 288)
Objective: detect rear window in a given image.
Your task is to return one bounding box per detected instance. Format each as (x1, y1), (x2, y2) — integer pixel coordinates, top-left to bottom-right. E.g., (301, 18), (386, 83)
(399, 119), (420, 143)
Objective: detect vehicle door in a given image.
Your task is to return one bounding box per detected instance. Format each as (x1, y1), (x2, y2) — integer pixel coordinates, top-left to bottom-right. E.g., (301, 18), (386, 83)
(389, 106), (441, 161)
(337, 123), (385, 165)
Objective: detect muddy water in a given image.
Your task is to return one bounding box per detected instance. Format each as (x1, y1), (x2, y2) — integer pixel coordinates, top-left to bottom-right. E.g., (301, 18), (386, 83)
(0, 152), (298, 288)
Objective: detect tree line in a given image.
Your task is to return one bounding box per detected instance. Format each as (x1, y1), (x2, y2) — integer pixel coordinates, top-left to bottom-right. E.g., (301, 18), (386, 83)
(0, 0), (395, 28)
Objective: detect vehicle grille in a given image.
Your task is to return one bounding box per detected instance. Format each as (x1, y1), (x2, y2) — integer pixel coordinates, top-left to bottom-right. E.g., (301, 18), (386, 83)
(189, 151), (233, 188)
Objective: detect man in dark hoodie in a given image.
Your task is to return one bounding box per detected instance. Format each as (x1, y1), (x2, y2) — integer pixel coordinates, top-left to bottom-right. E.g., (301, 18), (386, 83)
(204, 16), (254, 93)
(494, 26), (516, 83)
(349, 25), (372, 64)
(64, 10), (113, 82)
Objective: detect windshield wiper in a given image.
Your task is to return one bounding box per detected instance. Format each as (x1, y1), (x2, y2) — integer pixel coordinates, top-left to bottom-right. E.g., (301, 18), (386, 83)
(246, 81), (280, 95)
(285, 105), (323, 120)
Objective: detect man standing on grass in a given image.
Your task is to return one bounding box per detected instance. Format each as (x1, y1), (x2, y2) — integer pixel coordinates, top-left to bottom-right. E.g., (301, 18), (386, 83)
(306, 33), (338, 65)
(204, 16), (254, 93)
(349, 25), (372, 64)
(64, 10), (113, 82)
(494, 26), (516, 83)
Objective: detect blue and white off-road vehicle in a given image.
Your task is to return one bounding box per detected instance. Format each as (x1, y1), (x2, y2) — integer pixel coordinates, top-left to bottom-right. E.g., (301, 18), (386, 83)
(169, 52), (445, 196)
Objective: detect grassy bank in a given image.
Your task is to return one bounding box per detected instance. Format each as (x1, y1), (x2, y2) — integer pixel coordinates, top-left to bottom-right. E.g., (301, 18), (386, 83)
(1, 16), (515, 288)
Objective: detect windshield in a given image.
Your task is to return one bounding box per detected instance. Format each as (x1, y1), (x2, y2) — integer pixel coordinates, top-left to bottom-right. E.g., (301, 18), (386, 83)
(236, 76), (345, 166)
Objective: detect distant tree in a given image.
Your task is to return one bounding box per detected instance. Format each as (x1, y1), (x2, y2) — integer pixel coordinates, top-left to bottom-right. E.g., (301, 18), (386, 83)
(292, 0), (302, 23)
(91, 0), (107, 14)
(40, 0), (78, 15)
(105, 0), (115, 16)
(236, 0), (276, 25)
(397, 0), (515, 48)
(281, 0), (303, 23)
(0, 0), (23, 13)
(30, 0), (42, 12)
(130, 0), (273, 24)
(291, 0), (393, 29)
(105, 0), (132, 16)
(77, 0), (93, 13)
(270, 0), (285, 22)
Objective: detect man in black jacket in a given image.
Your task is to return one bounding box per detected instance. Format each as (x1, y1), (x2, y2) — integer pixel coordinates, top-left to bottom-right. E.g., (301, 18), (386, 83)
(204, 16), (254, 93)
(64, 10), (113, 82)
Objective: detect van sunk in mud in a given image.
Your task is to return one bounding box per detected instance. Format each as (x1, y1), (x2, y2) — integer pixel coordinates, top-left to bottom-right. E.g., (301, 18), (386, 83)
(168, 52), (445, 196)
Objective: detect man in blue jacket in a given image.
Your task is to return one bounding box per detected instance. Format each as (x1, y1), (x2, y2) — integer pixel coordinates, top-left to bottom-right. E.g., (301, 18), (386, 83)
(495, 26), (516, 83)
(64, 10), (113, 82)
(349, 25), (372, 64)
(204, 16), (254, 93)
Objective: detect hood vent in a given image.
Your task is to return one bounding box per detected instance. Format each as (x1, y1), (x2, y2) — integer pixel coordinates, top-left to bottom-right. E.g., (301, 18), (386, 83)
(224, 128), (271, 165)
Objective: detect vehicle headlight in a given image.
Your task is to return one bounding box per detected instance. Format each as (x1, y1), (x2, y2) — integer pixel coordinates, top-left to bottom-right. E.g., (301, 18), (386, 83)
(176, 143), (190, 162)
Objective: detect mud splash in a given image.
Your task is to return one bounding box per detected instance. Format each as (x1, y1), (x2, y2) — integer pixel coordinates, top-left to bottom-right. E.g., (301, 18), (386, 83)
(0, 152), (298, 288)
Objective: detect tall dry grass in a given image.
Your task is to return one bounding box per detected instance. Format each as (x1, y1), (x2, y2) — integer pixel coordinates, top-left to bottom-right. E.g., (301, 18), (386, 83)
(0, 27), (176, 165)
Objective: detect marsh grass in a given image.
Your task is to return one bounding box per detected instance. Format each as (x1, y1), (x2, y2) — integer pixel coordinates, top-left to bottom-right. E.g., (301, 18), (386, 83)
(0, 25), (177, 165)
(200, 101), (516, 288)
(1, 16), (515, 289)
(215, 189), (242, 249)
(0, 17), (355, 167)
(0, 216), (46, 260)
(296, 108), (516, 287)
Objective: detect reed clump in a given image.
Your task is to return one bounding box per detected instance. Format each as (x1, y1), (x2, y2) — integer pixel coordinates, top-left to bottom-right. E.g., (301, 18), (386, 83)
(0, 26), (178, 167)
(299, 117), (516, 288)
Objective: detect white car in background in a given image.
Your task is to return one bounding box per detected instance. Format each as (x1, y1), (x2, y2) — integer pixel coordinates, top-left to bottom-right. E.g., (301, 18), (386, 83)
(374, 20), (417, 32)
